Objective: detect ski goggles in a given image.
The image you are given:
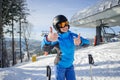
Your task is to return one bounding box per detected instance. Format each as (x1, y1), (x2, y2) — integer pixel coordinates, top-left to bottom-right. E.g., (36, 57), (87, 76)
(58, 21), (69, 28)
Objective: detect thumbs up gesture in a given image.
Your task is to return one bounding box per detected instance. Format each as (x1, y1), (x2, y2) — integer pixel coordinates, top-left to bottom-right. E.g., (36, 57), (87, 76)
(74, 34), (81, 46)
(47, 27), (58, 41)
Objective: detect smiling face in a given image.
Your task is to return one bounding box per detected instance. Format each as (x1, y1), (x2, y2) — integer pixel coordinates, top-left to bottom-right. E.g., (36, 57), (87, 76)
(59, 25), (69, 33)
(58, 21), (69, 33)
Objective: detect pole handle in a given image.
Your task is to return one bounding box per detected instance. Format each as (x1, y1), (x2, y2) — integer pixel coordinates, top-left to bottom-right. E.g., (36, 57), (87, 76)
(46, 65), (51, 80)
(88, 54), (94, 65)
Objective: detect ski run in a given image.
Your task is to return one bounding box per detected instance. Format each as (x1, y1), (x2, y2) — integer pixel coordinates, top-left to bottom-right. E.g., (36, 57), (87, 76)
(0, 41), (120, 80)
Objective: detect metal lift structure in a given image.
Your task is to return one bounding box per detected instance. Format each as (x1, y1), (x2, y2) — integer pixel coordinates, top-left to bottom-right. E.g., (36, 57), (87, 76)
(70, 0), (120, 45)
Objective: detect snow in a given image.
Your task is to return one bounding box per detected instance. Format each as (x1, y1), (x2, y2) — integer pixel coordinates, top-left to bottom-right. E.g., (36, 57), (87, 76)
(0, 42), (120, 80)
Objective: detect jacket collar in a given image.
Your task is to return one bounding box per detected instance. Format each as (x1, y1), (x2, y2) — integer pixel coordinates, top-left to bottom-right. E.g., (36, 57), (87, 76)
(59, 30), (71, 38)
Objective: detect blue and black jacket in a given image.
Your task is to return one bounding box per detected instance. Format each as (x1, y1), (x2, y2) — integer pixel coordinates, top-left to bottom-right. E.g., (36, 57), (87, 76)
(41, 30), (90, 68)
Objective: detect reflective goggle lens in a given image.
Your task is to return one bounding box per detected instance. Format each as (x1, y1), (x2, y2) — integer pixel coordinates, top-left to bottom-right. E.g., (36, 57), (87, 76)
(58, 21), (69, 28)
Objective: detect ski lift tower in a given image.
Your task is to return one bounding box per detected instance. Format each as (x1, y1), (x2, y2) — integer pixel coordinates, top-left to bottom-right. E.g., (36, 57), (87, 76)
(70, 0), (120, 45)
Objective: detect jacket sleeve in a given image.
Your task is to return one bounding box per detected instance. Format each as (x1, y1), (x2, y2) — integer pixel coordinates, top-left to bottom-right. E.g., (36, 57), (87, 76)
(41, 35), (58, 52)
(80, 37), (90, 47)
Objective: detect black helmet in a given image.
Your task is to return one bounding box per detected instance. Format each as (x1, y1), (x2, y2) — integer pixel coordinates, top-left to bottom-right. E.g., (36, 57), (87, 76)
(53, 15), (69, 33)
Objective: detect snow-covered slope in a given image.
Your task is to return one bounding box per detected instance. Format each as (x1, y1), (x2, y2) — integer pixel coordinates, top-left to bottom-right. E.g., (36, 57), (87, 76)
(74, 42), (120, 80)
(0, 42), (120, 80)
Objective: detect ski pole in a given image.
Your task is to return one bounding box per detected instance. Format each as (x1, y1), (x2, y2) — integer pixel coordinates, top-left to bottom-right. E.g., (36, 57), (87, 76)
(88, 54), (94, 80)
(46, 65), (51, 80)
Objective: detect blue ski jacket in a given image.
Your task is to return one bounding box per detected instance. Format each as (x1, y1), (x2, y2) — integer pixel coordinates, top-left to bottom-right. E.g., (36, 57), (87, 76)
(41, 30), (90, 68)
